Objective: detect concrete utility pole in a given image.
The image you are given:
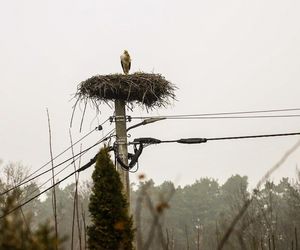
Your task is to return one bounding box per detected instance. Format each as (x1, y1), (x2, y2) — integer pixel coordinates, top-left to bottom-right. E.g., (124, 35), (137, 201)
(114, 99), (130, 199)
(75, 70), (175, 211)
(75, 70), (175, 249)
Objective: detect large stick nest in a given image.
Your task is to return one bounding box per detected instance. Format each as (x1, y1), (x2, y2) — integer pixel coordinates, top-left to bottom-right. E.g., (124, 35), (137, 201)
(75, 72), (177, 109)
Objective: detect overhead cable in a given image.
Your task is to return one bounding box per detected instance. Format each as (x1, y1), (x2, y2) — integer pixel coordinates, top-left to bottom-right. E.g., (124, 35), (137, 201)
(0, 130), (116, 219)
(0, 155), (97, 220)
(0, 128), (115, 196)
(130, 131), (300, 145)
(130, 114), (300, 120)
(130, 107), (300, 120)
(19, 119), (108, 186)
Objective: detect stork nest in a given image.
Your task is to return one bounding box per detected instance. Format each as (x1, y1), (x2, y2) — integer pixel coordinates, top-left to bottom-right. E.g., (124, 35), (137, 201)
(75, 72), (177, 109)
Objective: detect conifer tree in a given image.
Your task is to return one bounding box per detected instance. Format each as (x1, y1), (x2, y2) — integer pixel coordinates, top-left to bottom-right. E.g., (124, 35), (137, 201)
(87, 147), (134, 250)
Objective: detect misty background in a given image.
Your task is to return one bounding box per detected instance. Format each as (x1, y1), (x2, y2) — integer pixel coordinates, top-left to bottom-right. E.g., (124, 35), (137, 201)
(1, 0), (300, 188)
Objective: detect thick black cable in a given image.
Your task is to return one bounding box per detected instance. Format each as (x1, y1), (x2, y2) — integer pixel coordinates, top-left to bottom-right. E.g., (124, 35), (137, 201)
(131, 107), (300, 119)
(0, 127), (115, 196)
(206, 132), (300, 142)
(131, 132), (300, 145)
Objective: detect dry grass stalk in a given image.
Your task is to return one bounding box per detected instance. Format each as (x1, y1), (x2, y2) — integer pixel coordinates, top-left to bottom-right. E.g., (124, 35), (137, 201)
(46, 108), (58, 250)
(69, 130), (82, 250)
(81, 203), (87, 250)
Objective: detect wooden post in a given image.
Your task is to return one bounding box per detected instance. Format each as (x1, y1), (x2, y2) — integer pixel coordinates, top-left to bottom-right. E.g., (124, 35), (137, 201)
(114, 99), (130, 200)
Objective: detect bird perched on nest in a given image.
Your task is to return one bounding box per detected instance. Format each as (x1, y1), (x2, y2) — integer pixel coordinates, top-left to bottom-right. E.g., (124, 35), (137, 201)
(120, 50), (131, 75)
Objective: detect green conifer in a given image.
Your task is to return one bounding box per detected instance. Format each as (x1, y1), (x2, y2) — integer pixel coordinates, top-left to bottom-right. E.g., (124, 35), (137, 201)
(87, 147), (134, 250)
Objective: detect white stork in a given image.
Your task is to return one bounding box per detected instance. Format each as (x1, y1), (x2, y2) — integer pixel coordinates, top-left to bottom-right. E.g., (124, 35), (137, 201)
(120, 50), (131, 75)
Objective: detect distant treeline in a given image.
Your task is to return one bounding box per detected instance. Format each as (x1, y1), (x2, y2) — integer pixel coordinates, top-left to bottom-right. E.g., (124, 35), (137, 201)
(132, 175), (300, 249)
(0, 162), (300, 249)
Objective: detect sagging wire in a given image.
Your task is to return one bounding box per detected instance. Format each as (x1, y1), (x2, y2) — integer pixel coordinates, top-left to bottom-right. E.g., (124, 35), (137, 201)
(0, 127), (115, 197)
(0, 129), (116, 220)
(12, 118), (109, 192)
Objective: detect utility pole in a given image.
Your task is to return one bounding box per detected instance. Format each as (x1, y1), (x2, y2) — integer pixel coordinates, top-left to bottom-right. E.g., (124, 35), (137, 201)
(114, 99), (130, 199)
(75, 71), (175, 250)
(75, 71), (175, 204)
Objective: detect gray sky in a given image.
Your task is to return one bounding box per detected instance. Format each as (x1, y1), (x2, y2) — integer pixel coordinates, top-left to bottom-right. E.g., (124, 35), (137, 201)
(1, 0), (300, 188)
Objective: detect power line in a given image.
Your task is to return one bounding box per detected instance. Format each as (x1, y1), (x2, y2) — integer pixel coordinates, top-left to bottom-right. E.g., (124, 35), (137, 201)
(133, 114), (300, 120)
(0, 167), (77, 219)
(0, 131), (115, 220)
(130, 131), (300, 145)
(0, 128), (115, 196)
(23, 155), (83, 204)
(0, 143), (90, 196)
(130, 107), (300, 120)
(21, 129), (115, 204)
(19, 119), (109, 186)
(207, 132), (300, 142)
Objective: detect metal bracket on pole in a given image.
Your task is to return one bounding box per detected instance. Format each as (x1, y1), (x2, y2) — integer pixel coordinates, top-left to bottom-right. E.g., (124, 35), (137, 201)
(109, 115), (132, 123)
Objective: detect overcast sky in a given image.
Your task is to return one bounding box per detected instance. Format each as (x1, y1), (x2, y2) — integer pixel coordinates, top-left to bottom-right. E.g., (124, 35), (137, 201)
(1, 0), (300, 188)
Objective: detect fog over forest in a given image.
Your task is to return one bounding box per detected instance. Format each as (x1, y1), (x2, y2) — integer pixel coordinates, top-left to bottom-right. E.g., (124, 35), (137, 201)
(0, 161), (300, 249)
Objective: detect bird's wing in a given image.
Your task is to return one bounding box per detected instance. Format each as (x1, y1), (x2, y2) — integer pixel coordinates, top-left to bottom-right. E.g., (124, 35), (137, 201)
(128, 61), (131, 71)
(121, 60), (126, 73)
